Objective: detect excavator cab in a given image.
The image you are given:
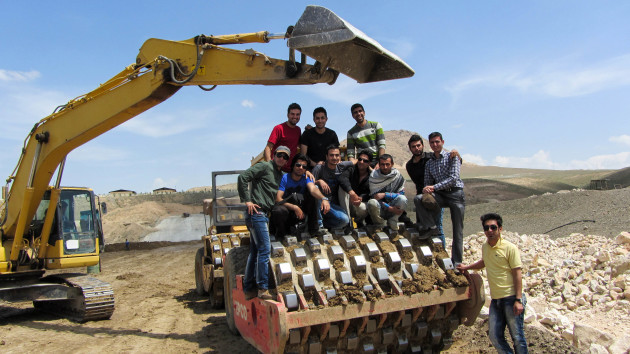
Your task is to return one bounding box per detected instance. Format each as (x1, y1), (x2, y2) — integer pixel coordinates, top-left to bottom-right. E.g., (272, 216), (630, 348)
(29, 187), (102, 267)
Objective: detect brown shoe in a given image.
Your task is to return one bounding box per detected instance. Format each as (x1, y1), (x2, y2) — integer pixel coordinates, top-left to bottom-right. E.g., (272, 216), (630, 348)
(258, 289), (273, 300)
(244, 289), (257, 300)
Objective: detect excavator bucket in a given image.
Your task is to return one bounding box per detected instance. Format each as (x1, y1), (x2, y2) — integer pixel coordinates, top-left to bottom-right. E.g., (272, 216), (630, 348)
(289, 5), (415, 83)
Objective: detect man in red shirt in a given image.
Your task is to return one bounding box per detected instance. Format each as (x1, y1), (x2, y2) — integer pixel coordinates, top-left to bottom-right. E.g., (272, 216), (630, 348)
(264, 103), (302, 172)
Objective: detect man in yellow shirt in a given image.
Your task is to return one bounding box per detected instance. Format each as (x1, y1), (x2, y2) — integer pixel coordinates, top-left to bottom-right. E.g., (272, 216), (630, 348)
(457, 213), (528, 354)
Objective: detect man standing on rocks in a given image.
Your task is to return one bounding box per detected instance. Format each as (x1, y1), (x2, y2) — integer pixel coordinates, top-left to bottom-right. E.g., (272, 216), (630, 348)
(457, 213), (528, 354)
(416, 131), (465, 265)
(238, 146), (289, 301)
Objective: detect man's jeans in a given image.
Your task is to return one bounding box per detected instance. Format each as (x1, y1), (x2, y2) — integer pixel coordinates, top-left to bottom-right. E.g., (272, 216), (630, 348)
(416, 189), (465, 264)
(367, 195), (408, 229)
(318, 202), (350, 229)
(414, 194), (445, 246)
(489, 294), (528, 354)
(244, 212), (271, 291)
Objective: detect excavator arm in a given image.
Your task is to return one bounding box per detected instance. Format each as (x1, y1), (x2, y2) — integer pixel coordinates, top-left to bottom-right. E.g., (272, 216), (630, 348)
(0, 5), (413, 271)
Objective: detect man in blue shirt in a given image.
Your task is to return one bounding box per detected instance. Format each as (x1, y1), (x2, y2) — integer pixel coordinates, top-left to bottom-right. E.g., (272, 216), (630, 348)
(416, 132), (466, 265)
(271, 154), (330, 239)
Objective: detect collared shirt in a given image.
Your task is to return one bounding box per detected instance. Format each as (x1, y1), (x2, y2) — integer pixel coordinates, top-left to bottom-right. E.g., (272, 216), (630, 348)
(482, 237), (523, 299)
(424, 150), (464, 190)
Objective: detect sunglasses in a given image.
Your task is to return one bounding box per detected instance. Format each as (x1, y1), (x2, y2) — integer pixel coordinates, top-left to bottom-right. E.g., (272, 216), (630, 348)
(357, 157), (370, 163)
(483, 224), (498, 231)
(275, 152), (289, 160)
(294, 162), (307, 168)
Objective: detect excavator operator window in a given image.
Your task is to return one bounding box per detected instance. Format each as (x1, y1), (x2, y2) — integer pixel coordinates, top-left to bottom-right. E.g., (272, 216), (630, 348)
(59, 189), (97, 255)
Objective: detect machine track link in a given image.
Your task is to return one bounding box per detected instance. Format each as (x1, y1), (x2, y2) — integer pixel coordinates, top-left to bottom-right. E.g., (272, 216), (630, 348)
(225, 224), (484, 353)
(34, 273), (115, 322)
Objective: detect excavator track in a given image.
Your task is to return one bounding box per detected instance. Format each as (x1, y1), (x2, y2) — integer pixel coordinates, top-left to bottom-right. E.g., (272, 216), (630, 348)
(33, 274), (115, 322)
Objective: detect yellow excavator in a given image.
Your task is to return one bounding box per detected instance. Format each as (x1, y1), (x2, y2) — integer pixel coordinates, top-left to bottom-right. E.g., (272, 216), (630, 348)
(0, 6), (414, 322)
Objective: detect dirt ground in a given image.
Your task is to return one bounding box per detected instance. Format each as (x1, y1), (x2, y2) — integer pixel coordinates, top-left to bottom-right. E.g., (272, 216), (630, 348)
(1, 241), (577, 353)
(0, 241), (254, 353)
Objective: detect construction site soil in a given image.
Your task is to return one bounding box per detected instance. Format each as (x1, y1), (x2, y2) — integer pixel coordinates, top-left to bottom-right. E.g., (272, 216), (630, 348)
(1, 188), (628, 353)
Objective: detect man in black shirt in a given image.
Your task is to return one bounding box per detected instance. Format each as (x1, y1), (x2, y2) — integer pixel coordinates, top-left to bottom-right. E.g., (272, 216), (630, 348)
(299, 107), (340, 169)
(339, 150), (373, 228)
(311, 145), (352, 231)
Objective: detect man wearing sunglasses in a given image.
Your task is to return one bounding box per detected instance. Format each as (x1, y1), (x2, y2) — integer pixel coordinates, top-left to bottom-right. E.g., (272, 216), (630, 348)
(367, 154), (407, 231)
(346, 103), (386, 166)
(264, 102), (302, 172)
(271, 154), (330, 240)
(457, 213), (528, 354)
(237, 146), (290, 300)
(339, 150), (373, 229)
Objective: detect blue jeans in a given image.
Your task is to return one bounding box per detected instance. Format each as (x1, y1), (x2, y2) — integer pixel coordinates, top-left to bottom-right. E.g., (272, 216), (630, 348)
(489, 294), (528, 354)
(317, 202), (350, 229)
(244, 212), (271, 291)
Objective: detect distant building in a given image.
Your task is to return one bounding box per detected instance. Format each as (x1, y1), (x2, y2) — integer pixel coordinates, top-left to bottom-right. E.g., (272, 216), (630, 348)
(153, 187), (177, 195)
(109, 189), (137, 197)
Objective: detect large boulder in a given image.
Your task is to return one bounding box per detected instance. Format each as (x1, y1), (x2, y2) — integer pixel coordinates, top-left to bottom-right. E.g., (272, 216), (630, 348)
(572, 323), (615, 350)
(614, 231), (630, 244)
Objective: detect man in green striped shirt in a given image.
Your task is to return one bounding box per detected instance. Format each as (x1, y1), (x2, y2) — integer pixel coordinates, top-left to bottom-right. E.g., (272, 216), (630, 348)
(346, 103), (386, 167)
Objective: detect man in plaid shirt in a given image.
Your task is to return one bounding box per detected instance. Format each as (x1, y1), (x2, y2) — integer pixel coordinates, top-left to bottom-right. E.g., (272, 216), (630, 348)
(416, 132), (465, 265)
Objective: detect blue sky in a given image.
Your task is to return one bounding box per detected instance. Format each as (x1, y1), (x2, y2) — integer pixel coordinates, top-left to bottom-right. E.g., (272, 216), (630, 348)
(1, 1), (629, 194)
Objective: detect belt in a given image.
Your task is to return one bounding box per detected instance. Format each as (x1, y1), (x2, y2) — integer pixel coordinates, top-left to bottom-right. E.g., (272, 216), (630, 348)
(440, 187), (463, 192)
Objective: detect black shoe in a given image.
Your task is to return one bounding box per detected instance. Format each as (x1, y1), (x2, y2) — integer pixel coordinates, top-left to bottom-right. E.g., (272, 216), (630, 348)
(310, 228), (328, 237)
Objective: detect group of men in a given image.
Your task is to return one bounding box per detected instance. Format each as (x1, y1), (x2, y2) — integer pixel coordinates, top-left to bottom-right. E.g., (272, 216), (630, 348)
(237, 102), (466, 297)
(236, 102), (528, 352)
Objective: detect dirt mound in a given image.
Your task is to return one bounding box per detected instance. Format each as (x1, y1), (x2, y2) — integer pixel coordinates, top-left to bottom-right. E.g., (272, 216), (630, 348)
(102, 201), (201, 244)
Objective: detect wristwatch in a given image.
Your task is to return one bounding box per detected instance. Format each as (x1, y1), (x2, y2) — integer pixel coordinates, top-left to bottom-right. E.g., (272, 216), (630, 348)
(515, 298), (522, 303)
(321, 197), (329, 201)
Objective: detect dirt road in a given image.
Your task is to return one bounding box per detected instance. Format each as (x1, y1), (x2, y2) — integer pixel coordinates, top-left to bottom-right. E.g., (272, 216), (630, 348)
(1, 241), (577, 353)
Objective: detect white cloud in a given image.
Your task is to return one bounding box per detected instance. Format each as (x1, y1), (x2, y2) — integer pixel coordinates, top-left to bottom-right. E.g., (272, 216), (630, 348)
(301, 76), (394, 105)
(610, 134), (630, 147)
(447, 53), (630, 98)
(0, 69), (40, 82)
(492, 150), (630, 170)
(0, 86), (67, 140)
(462, 153), (486, 165)
(379, 38), (415, 60)
(241, 99), (255, 108)
(67, 143), (129, 162)
(119, 111), (205, 138)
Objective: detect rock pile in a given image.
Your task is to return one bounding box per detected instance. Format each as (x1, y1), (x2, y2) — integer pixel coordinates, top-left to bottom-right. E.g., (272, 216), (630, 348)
(461, 230), (630, 353)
